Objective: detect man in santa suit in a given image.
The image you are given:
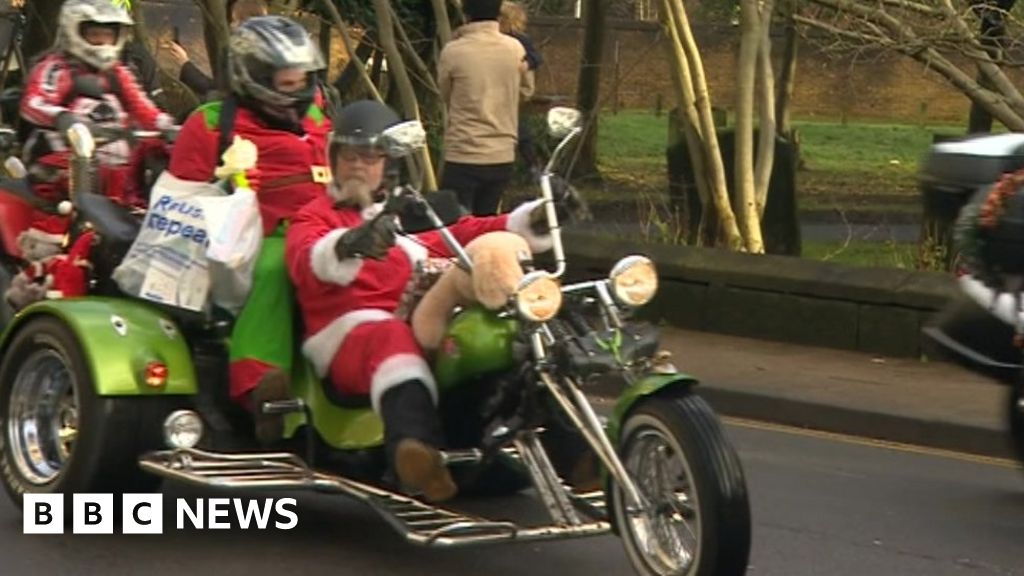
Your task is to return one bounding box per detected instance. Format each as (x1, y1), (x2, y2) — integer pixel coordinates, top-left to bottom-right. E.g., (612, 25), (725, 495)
(285, 100), (556, 502)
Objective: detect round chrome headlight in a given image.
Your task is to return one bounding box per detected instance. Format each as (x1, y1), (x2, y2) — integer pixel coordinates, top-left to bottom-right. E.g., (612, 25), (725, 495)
(609, 255), (658, 307)
(163, 410), (204, 449)
(515, 271), (563, 322)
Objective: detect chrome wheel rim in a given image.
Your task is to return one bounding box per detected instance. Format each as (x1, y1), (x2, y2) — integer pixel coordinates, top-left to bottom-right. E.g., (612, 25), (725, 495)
(621, 425), (699, 575)
(7, 349), (78, 485)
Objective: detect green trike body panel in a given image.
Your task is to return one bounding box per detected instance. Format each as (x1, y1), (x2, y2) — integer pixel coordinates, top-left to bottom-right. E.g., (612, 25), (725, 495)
(607, 373), (698, 442)
(0, 297), (198, 396)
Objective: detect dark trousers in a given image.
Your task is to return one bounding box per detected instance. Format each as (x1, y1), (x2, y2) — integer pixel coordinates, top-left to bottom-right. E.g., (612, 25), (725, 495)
(440, 161), (514, 216)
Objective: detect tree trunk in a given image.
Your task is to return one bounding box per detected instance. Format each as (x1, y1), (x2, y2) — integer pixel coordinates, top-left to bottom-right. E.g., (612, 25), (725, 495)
(334, 34), (376, 101)
(574, 0), (610, 178)
(735, 0), (764, 253)
(755, 0), (777, 220)
(321, 0), (382, 102)
(661, 0), (713, 245)
(22, 0), (62, 63)
(373, 0), (438, 191)
(195, 0), (229, 81)
(776, 0), (798, 137)
(967, 1), (1011, 133)
(665, 0), (743, 249)
(431, 0), (452, 47)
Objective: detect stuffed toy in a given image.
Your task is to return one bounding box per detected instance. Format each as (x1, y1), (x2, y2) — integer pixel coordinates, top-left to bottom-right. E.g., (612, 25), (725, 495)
(411, 231), (532, 352)
(5, 230), (94, 310)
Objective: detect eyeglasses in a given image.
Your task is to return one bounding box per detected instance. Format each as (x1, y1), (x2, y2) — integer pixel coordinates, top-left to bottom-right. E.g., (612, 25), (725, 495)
(337, 147), (386, 163)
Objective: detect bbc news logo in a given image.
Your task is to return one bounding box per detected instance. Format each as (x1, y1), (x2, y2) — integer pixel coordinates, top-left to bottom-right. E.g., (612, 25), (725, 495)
(23, 494), (298, 534)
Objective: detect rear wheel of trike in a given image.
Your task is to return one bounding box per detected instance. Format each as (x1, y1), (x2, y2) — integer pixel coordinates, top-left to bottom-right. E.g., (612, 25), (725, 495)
(609, 391), (751, 576)
(0, 317), (170, 506)
(0, 261), (16, 330)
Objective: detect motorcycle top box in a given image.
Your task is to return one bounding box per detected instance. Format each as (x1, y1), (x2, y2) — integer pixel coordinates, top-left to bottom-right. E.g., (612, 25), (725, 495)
(920, 132), (1024, 222)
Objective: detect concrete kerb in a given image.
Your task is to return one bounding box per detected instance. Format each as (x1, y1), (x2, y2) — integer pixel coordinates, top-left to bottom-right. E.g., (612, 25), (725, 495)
(694, 387), (1013, 461)
(587, 380), (1012, 460)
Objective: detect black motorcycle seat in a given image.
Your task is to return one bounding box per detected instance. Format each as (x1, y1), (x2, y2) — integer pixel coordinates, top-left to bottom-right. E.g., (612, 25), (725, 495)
(75, 192), (141, 244)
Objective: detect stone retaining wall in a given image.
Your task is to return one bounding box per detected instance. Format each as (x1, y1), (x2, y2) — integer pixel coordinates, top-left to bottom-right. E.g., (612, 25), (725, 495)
(564, 231), (957, 358)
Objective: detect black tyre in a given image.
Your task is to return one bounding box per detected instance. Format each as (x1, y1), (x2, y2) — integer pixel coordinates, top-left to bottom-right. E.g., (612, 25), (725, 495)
(1008, 381), (1024, 466)
(0, 317), (173, 506)
(0, 261), (15, 330)
(609, 391), (751, 576)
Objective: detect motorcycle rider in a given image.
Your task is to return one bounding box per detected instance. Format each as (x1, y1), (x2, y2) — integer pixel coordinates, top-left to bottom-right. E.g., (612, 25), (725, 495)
(167, 16), (331, 438)
(284, 100), (558, 502)
(19, 0), (174, 257)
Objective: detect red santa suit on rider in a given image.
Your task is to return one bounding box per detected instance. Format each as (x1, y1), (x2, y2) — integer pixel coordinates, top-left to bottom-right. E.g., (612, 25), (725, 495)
(19, 0), (173, 255)
(285, 100), (555, 503)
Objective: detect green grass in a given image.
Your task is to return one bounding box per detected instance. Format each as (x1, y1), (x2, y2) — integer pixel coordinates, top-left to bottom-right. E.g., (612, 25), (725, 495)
(597, 111), (670, 171)
(802, 241), (920, 269)
(594, 111), (963, 197)
(794, 121), (954, 176)
(587, 110), (962, 270)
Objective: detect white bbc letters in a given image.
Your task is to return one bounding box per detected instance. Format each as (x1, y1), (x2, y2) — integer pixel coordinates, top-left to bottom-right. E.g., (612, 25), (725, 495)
(25, 494), (298, 533)
(23, 494), (64, 534)
(207, 498), (231, 529)
(122, 493), (164, 534)
(73, 493), (114, 534)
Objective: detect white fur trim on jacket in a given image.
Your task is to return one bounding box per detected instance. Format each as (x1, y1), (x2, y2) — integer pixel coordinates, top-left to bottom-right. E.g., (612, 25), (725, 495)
(959, 273), (1023, 327)
(302, 308), (395, 376)
(369, 353), (438, 413)
(506, 199), (553, 253)
(18, 227), (64, 247)
(311, 228), (363, 285)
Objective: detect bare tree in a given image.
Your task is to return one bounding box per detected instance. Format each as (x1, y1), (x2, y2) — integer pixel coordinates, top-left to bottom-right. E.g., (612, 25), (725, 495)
(735, 0), (764, 252)
(575, 0), (611, 178)
(795, 0), (1024, 131)
(776, 0), (799, 137)
(662, 0), (744, 249)
(371, 0), (439, 191)
(967, 0), (1017, 132)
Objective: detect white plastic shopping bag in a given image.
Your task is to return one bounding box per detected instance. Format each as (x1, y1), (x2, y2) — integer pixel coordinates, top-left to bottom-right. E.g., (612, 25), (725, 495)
(199, 185), (263, 314)
(112, 171), (224, 311)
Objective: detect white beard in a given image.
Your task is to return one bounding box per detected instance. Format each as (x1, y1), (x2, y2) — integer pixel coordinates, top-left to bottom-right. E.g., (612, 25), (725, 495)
(328, 178), (375, 209)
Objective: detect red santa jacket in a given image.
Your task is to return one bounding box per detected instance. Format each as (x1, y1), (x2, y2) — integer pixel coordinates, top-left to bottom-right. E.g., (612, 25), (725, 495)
(169, 101), (331, 236)
(286, 194), (550, 376)
(21, 53), (173, 169)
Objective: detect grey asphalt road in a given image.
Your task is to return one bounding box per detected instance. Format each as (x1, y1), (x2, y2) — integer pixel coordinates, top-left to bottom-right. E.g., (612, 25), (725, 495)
(0, 421), (1021, 576)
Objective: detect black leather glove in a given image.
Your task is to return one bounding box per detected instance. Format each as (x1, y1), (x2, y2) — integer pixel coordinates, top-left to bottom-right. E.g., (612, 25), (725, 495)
(88, 102), (118, 124)
(334, 214), (398, 261)
(55, 111), (87, 135)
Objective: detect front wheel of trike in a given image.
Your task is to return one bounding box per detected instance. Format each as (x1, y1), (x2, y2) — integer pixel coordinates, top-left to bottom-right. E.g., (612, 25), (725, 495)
(0, 317), (166, 506)
(609, 391), (751, 576)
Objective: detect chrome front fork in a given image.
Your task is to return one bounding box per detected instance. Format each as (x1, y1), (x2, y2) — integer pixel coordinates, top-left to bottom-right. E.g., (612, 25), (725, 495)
(528, 331), (648, 517)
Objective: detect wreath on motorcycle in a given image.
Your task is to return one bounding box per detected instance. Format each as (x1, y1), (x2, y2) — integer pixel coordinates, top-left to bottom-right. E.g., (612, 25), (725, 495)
(954, 168), (1024, 291)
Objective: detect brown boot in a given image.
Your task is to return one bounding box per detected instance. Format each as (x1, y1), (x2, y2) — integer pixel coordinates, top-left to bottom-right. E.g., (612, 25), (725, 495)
(381, 380), (458, 502)
(394, 438), (457, 503)
(250, 369), (291, 445)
